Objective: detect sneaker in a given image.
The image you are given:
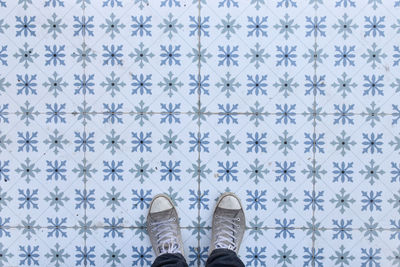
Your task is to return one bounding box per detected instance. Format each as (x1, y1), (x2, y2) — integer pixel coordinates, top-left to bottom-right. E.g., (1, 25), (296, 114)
(209, 192), (245, 254)
(147, 194), (184, 257)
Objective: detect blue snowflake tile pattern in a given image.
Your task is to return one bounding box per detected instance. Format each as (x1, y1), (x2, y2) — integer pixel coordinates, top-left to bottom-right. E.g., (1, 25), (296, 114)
(314, 228), (400, 267)
(199, 1), (316, 114)
(83, 227), (200, 267)
(0, 1), (84, 113)
(82, 1), (200, 113)
(316, 1), (399, 114)
(1, 0), (400, 266)
(198, 114), (315, 229)
(85, 228), (154, 267)
(200, 227), (314, 267)
(0, 227), (83, 267)
(83, 113), (199, 228)
(314, 114), (400, 229)
(0, 114), (84, 226)
(180, 228), (207, 266)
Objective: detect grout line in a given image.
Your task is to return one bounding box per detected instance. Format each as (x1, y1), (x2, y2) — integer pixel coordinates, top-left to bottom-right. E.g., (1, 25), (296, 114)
(9, 111), (397, 115)
(82, 2), (87, 266)
(5, 224), (400, 231)
(5, 225), (400, 231)
(312, 4), (318, 267)
(197, 0), (202, 264)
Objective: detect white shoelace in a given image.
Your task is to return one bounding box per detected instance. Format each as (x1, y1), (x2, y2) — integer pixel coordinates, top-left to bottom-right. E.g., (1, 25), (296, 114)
(214, 215), (240, 251)
(151, 217), (180, 254)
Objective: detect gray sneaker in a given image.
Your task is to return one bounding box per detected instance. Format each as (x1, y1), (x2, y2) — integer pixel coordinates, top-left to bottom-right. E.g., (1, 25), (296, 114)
(209, 192), (245, 254)
(147, 194), (184, 257)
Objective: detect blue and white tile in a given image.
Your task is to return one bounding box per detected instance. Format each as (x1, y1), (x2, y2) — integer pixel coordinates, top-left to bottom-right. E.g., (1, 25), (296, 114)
(0, 227), (83, 267)
(314, 113), (400, 229)
(0, 1), (84, 113)
(83, 112), (199, 228)
(82, 0), (200, 113)
(199, 113), (315, 228)
(316, 1), (400, 114)
(230, 227), (313, 267)
(1, 0), (400, 266)
(199, 0), (316, 114)
(83, 227), (201, 267)
(0, 114), (84, 227)
(85, 227), (153, 267)
(313, 0), (400, 249)
(314, 228), (400, 267)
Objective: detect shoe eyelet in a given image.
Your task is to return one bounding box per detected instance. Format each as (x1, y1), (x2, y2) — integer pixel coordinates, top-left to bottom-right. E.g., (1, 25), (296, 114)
(237, 218), (240, 221)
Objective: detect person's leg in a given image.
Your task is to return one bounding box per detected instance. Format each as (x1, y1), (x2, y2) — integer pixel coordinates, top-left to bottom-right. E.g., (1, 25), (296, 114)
(152, 253), (188, 267)
(205, 248), (245, 267)
(147, 194), (188, 267)
(206, 193), (246, 267)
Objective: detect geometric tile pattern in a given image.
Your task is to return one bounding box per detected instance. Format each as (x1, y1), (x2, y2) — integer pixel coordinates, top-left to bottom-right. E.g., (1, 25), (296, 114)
(0, 0), (400, 266)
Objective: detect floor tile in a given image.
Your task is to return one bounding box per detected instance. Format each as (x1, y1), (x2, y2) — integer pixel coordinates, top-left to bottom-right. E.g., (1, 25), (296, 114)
(314, 114), (400, 229)
(1, 0), (400, 266)
(200, 0), (316, 114)
(0, 114), (84, 227)
(82, 0), (200, 113)
(316, 1), (400, 115)
(84, 113), (200, 228)
(84, 227), (201, 267)
(0, 227), (83, 267)
(239, 228), (313, 267)
(199, 114), (315, 228)
(85, 227), (154, 267)
(314, 229), (400, 266)
(0, 1), (84, 113)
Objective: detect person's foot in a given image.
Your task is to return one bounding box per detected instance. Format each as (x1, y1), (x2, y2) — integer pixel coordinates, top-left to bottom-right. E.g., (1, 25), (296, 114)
(209, 192), (245, 254)
(147, 194), (184, 257)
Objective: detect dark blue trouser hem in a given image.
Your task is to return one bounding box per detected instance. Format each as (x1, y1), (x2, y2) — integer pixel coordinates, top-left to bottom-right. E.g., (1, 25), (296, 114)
(151, 248), (245, 267)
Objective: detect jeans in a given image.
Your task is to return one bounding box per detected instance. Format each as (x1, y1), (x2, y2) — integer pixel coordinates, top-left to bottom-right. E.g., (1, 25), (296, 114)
(151, 248), (245, 267)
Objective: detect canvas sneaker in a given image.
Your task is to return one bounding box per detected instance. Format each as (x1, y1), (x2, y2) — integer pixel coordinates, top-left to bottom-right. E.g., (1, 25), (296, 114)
(147, 194), (184, 257)
(209, 192), (245, 254)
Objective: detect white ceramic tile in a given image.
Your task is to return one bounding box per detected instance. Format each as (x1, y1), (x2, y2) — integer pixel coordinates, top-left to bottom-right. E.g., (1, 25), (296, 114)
(0, 1), (84, 113)
(1, 0), (400, 266)
(83, 113), (199, 228)
(199, 114), (315, 228)
(0, 114), (84, 226)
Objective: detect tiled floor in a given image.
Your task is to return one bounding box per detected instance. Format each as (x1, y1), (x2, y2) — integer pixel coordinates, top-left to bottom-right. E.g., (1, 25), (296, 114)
(0, 0), (400, 266)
